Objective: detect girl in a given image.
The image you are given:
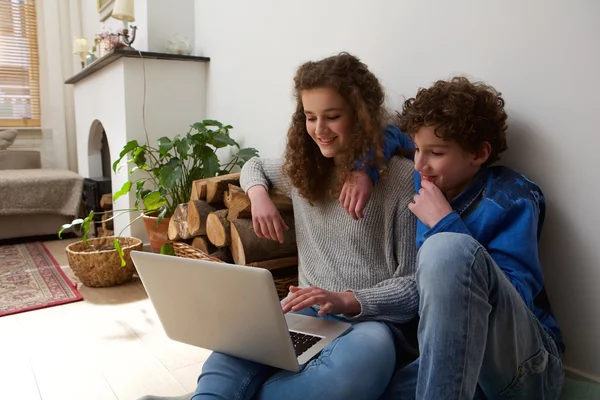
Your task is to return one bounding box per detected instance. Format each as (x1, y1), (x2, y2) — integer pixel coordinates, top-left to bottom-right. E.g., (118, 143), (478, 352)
(140, 52), (419, 400)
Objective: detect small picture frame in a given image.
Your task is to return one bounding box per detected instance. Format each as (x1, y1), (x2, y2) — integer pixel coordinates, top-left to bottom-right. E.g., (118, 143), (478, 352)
(97, 0), (115, 22)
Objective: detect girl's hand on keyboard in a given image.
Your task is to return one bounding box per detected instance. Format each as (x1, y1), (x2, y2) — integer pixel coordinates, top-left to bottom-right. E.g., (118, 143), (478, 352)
(281, 285), (361, 316)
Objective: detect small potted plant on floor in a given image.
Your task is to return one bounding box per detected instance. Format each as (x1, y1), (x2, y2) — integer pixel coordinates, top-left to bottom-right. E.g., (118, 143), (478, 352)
(60, 218), (142, 288)
(59, 119), (258, 286)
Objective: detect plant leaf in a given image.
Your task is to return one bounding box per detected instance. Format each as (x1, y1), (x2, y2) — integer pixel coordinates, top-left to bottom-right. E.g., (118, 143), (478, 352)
(203, 119), (223, 128)
(112, 140), (139, 172)
(157, 207), (168, 224)
(113, 181), (132, 202)
(211, 132), (237, 149)
(113, 238), (126, 267)
(58, 218), (84, 238)
(192, 122), (208, 134)
(235, 147), (259, 162)
(176, 136), (190, 159)
(82, 211), (94, 245)
(158, 137), (173, 157)
(131, 146), (146, 166)
(159, 158), (182, 189)
(160, 243), (175, 256)
(143, 191), (167, 211)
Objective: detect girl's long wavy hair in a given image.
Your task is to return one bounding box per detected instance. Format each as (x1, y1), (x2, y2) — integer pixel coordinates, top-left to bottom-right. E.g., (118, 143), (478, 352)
(282, 52), (387, 204)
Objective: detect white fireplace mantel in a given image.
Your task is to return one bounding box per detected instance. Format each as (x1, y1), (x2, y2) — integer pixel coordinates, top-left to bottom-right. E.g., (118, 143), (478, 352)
(66, 49), (209, 242)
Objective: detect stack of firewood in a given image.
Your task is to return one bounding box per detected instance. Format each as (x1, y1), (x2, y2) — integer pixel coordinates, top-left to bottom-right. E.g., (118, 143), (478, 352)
(167, 173), (298, 270)
(96, 193), (114, 237)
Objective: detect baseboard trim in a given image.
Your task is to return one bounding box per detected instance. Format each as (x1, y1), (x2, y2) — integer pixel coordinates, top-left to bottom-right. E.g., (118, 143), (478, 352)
(564, 365), (600, 383)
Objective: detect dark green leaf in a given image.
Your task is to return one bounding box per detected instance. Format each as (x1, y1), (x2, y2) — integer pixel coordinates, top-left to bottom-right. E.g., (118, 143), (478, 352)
(176, 136), (191, 159)
(160, 243), (175, 256)
(159, 164), (182, 189)
(235, 147), (260, 162)
(192, 122), (208, 133)
(143, 191), (167, 211)
(203, 119), (223, 128)
(113, 238), (126, 267)
(158, 137), (173, 156)
(211, 132), (237, 149)
(113, 181), (132, 202)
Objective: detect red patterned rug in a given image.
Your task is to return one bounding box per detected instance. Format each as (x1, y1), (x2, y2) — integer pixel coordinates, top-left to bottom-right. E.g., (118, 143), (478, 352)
(0, 242), (82, 317)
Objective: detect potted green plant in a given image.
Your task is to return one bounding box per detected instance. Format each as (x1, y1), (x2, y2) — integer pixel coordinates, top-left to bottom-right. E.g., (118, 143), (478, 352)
(59, 119), (258, 285)
(111, 119), (258, 252)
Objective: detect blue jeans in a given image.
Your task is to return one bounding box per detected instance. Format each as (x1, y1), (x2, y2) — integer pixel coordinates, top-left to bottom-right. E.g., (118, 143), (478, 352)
(193, 306), (396, 400)
(380, 233), (564, 400)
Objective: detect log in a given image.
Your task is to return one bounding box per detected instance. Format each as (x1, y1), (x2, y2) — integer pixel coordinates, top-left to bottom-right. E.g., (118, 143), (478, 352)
(168, 203), (192, 241)
(248, 256), (298, 271)
(191, 236), (217, 255)
(223, 184), (251, 220)
(190, 180), (207, 201)
(224, 184), (293, 221)
(210, 248), (233, 263)
(187, 200), (217, 236)
(100, 193), (113, 209)
(205, 173), (240, 204)
(101, 212), (114, 231)
(206, 209), (231, 247)
(230, 215), (297, 264)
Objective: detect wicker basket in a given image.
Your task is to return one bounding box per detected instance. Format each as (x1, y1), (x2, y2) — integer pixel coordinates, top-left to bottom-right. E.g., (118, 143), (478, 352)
(65, 236), (143, 287)
(173, 242), (298, 300)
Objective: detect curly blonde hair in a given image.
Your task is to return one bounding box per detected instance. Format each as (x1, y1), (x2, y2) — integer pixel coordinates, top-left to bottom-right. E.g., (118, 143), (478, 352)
(282, 52), (387, 204)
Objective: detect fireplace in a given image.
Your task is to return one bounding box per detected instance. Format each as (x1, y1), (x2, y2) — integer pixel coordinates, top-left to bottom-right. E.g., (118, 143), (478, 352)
(66, 50), (209, 242)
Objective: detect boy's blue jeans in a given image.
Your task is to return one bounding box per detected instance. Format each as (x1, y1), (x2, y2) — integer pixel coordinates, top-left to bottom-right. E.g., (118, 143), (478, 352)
(380, 233), (564, 400)
(192, 306), (396, 399)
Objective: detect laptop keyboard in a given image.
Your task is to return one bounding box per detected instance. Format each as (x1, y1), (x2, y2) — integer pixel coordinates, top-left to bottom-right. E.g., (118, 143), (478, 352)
(289, 331), (322, 357)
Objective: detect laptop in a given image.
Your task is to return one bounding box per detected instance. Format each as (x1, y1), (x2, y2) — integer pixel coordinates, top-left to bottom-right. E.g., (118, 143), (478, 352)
(130, 251), (352, 372)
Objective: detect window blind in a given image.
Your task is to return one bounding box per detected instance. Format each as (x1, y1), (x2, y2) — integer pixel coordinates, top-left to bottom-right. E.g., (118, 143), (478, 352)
(0, 0), (40, 127)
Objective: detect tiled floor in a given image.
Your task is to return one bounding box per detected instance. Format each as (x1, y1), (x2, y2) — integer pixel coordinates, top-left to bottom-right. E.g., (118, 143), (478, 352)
(0, 238), (208, 400)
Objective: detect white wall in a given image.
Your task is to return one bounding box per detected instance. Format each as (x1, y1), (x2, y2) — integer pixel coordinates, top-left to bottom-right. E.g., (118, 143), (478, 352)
(147, 0), (195, 53)
(195, 0), (600, 377)
(80, 0), (195, 54)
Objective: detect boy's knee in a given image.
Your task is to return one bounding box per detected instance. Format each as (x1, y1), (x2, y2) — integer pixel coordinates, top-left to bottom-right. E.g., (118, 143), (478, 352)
(417, 233), (483, 289)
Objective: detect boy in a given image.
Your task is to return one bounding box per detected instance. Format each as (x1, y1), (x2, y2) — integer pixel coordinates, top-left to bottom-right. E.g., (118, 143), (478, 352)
(344, 77), (564, 399)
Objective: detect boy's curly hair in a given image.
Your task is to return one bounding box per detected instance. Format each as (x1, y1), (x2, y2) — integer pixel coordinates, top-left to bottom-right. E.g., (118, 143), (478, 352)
(397, 77), (508, 165)
(283, 52), (387, 204)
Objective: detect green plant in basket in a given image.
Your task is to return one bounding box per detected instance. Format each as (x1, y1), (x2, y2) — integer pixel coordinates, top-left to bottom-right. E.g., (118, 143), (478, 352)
(59, 119), (259, 264)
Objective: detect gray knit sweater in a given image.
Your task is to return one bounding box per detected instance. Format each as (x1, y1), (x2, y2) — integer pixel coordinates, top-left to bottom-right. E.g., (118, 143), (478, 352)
(240, 156), (418, 330)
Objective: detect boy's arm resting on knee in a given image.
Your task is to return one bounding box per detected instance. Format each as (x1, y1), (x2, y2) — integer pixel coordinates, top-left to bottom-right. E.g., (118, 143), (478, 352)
(426, 199), (543, 310)
(347, 208), (419, 323)
(422, 211), (472, 239)
(240, 157), (291, 197)
(485, 199), (544, 309)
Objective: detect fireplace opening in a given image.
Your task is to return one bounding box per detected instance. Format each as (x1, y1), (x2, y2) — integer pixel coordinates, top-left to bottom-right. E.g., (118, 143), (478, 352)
(84, 120), (112, 235)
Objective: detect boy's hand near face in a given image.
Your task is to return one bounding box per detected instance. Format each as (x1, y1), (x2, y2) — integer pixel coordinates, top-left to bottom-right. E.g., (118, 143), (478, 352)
(339, 170), (373, 220)
(409, 180), (453, 228)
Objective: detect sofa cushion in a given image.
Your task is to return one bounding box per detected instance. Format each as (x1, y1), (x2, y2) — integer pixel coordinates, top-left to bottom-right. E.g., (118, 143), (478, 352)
(0, 150), (42, 170)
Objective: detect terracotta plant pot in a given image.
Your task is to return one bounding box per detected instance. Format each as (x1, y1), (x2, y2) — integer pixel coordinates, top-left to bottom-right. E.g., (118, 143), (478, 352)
(142, 214), (171, 253)
(65, 236), (142, 287)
